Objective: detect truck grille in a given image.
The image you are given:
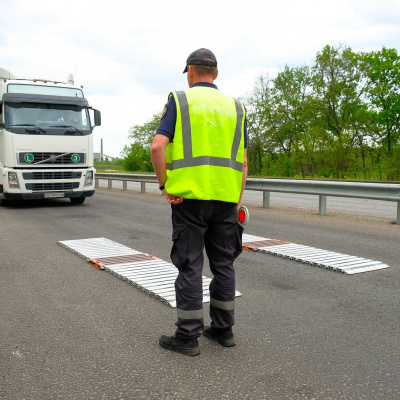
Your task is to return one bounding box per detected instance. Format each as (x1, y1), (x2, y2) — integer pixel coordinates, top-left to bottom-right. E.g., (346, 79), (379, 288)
(18, 152), (85, 165)
(23, 172), (82, 180)
(25, 182), (80, 191)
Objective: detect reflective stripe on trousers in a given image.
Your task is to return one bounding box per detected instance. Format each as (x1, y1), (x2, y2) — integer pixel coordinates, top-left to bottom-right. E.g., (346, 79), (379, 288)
(210, 298), (235, 311)
(177, 308), (204, 320)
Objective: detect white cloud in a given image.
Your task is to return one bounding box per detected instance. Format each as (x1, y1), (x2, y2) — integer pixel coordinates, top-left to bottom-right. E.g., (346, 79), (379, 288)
(1, 0), (400, 156)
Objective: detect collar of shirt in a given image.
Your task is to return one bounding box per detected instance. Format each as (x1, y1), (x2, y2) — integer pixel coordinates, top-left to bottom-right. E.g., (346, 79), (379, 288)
(192, 82), (218, 89)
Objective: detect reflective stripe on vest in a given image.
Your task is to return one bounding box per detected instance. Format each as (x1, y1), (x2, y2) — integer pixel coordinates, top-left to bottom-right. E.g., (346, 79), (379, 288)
(166, 90), (244, 172)
(177, 308), (204, 320)
(210, 297), (235, 311)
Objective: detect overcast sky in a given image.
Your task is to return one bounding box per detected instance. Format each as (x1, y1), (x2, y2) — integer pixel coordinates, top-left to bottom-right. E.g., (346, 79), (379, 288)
(1, 0), (400, 157)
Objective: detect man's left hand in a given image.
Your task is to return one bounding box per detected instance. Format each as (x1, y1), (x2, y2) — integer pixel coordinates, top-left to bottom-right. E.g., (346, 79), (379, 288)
(163, 190), (184, 205)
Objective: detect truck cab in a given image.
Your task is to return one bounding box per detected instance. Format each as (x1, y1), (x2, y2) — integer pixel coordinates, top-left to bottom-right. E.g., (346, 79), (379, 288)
(0, 68), (101, 204)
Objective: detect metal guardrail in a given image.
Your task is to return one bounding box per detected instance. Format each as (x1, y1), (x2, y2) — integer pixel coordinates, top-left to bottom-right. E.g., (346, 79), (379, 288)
(95, 173), (157, 193)
(95, 173), (400, 224)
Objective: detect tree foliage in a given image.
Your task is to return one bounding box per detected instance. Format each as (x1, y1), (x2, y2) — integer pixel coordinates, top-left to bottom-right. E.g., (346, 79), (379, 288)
(121, 113), (161, 172)
(359, 47), (400, 179)
(244, 44), (400, 180)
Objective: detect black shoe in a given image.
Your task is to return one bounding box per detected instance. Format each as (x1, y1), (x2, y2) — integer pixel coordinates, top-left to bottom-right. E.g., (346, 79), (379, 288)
(202, 326), (236, 347)
(159, 335), (200, 356)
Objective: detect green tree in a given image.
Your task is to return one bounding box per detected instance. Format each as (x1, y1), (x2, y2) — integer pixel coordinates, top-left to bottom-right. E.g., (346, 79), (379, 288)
(121, 143), (153, 172)
(245, 74), (274, 175)
(127, 112), (161, 148)
(311, 44), (368, 178)
(270, 65), (314, 176)
(360, 47), (400, 179)
(122, 113), (162, 172)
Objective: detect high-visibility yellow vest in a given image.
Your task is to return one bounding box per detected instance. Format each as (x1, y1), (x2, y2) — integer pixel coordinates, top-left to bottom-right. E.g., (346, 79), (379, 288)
(165, 86), (245, 203)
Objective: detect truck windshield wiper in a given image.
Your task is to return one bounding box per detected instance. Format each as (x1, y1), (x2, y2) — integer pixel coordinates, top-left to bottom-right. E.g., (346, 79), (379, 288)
(49, 125), (83, 135)
(9, 124), (47, 133)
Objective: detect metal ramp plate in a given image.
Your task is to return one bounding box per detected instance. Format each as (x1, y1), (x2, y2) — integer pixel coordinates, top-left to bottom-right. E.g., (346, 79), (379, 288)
(59, 237), (242, 307)
(242, 234), (390, 274)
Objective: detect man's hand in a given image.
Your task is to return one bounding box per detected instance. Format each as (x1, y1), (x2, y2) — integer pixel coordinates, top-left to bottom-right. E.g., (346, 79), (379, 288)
(163, 190), (183, 205)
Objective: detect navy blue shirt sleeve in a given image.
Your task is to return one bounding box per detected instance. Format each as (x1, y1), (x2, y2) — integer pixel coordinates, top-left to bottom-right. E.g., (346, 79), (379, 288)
(156, 95), (177, 142)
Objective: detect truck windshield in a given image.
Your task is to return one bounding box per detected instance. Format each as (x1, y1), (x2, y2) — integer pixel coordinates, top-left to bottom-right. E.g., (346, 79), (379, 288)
(5, 102), (91, 134)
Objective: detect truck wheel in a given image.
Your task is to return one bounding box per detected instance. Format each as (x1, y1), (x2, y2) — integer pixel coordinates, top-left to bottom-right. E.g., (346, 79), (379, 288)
(70, 197), (85, 205)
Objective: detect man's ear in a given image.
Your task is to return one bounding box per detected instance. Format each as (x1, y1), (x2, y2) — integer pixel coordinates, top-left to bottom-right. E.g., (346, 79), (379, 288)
(214, 69), (219, 80)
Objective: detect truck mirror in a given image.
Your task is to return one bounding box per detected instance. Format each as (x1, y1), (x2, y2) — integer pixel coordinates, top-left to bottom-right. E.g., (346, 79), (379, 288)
(94, 109), (101, 127)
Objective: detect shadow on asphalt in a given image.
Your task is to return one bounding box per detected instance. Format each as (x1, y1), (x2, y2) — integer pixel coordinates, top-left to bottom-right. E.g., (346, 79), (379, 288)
(0, 198), (85, 209)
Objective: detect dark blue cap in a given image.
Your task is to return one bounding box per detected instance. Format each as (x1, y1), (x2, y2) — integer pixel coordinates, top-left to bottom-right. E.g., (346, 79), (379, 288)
(183, 48), (217, 73)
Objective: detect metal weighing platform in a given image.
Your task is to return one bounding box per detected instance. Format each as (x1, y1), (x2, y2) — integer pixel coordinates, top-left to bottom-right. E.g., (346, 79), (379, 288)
(59, 237), (242, 307)
(242, 233), (390, 274)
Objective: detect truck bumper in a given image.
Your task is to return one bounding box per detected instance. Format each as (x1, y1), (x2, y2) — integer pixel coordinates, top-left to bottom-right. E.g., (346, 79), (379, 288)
(0, 190), (95, 200)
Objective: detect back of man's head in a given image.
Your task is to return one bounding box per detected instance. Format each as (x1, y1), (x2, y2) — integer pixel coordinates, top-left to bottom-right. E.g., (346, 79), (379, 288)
(183, 48), (218, 74)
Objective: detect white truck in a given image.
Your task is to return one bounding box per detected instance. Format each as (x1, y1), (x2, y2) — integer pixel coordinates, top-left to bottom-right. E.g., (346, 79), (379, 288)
(0, 68), (101, 204)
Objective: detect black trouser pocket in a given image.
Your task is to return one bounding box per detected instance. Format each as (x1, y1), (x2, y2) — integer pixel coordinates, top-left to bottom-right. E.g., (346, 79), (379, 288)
(171, 225), (188, 269)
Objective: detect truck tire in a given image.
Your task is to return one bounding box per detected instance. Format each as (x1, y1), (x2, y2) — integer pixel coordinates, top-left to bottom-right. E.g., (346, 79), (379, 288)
(70, 196), (85, 205)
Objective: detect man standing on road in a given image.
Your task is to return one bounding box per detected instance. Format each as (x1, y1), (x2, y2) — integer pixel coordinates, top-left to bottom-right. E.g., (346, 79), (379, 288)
(151, 48), (248, 356)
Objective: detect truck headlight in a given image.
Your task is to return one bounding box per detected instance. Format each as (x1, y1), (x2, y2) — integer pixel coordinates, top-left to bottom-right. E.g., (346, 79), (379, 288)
(8, 172), (20, 188)
(84, 171), (93, 187)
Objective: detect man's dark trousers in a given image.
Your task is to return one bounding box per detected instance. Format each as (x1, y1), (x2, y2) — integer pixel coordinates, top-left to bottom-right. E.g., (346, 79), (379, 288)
(170, 199), (243, 340)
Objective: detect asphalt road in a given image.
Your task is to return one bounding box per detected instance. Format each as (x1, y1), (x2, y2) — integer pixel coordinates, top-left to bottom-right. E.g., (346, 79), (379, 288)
(1, 188), (399, 399)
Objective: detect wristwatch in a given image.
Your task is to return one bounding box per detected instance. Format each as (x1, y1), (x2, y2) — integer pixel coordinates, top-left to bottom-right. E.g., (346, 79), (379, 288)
(159, 185), (165, 191)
